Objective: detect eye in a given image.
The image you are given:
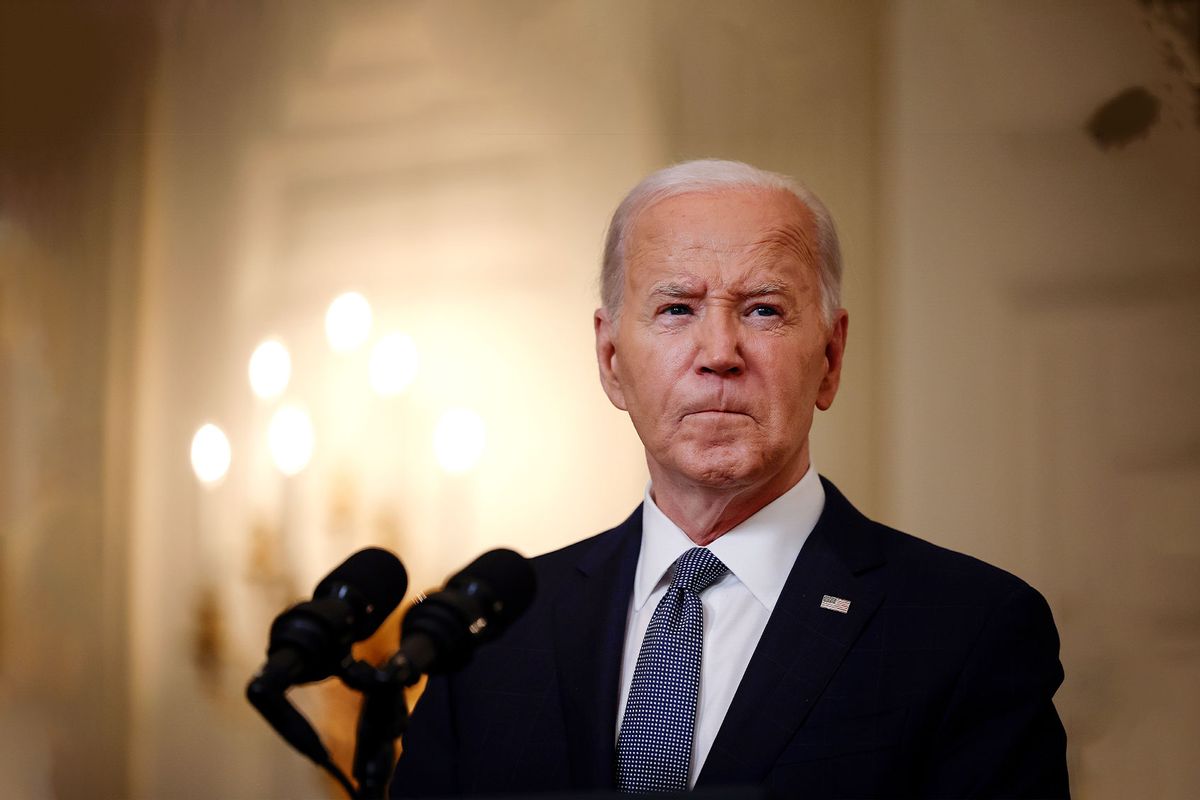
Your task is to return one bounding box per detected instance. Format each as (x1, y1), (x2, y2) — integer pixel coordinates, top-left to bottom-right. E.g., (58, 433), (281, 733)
(662, 304), (693, 316)
(749, 305), (779, 317)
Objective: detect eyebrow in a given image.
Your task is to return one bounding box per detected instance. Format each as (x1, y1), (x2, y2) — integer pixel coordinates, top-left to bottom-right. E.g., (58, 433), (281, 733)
(744, 281), (791, 297)
(647, 280), (793, 299)
(649, 281), (702, 299)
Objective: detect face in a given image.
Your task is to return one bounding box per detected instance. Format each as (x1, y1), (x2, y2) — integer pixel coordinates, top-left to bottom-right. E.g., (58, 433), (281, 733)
(594, 188), (848, 496)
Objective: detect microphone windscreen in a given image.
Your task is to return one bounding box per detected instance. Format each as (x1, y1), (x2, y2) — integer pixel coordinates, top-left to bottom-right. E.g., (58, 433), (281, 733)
(447, 548), (536, 626)
(315, 547), (408, 637)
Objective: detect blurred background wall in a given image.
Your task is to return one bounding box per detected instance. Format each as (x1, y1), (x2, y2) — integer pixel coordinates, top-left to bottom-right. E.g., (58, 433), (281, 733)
(1, 1), (1196, 798)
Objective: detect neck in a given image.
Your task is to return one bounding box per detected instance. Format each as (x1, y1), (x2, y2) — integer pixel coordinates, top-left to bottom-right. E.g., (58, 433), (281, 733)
(648, 453), (811, 546)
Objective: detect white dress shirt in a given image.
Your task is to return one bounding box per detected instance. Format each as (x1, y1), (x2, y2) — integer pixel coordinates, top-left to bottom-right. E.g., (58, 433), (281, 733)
(615, 466), (826, 787)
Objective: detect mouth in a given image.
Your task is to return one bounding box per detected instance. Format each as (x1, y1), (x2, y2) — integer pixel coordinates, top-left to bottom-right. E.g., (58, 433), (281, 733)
(683, 409), (751, 420)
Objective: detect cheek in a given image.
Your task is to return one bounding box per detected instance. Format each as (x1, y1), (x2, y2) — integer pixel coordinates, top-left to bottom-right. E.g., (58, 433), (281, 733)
(652, 335), (695, 370)
(758, 345), (824, 404)
(626, 338), (692, 394)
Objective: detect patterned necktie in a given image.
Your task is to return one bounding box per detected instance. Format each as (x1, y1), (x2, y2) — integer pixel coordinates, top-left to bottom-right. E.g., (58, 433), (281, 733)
(617, 546), (729, 793)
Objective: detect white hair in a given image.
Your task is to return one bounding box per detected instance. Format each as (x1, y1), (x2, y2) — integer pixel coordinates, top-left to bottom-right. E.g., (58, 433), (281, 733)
(600, 159), (843, 324)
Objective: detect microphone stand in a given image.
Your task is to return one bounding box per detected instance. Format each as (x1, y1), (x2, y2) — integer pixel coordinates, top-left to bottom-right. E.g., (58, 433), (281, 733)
(248, 652), (418, 800)
(246, 662), (359, 799)
(338, 655), (422, 800)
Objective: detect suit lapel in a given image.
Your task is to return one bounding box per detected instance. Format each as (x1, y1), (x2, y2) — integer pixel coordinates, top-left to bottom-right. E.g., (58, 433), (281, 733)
(552, 507), (642, 789)
(698, 479), (888, 787)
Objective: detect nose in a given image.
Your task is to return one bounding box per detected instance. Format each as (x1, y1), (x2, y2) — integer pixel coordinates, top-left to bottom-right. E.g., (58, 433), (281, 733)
(695, 309), (744, 376)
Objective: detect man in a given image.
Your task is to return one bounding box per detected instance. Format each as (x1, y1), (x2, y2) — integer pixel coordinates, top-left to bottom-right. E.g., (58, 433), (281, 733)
(392, 160), (1069, 798)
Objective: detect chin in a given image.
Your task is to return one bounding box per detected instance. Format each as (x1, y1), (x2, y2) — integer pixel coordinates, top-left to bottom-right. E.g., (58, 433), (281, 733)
(673, 446), (765, 489)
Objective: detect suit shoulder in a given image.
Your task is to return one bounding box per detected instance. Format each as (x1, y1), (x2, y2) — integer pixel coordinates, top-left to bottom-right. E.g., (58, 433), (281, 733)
(497, 508), (640, 626)
(529, 505), (641, 574)
(867, 520), (1042, 605)
(820, 477), (1041, 605)
(532, 526), (619, 565)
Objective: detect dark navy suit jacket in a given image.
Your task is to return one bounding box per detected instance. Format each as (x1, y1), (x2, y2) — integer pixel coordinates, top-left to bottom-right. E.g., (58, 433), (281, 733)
(391, 478), (1069, 798)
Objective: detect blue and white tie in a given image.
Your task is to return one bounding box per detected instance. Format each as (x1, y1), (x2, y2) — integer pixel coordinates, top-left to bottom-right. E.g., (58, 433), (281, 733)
(617, 546), (729, 793)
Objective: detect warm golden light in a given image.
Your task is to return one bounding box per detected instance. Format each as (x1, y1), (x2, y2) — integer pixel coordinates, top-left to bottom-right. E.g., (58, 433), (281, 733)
(268, 405), (315, 476)
(369, 332), (419, 396)
(433, 407), (486, 474)
(190, 423), (231, 485)
(248, 338), (291, 399)
(325, 291), (372, 353)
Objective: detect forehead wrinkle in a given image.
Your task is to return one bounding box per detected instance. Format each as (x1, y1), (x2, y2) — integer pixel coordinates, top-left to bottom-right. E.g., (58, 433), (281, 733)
(630, 225), (748, 258)
(625, 204), (820, 299)
(749, 223), (819, 271)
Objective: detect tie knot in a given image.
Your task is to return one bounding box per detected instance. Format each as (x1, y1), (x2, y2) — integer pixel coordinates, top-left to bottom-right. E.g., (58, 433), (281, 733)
(670, 547), (728, 594)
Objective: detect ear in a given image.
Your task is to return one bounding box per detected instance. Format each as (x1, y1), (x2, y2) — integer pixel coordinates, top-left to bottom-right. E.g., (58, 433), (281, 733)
(815, 309), (849, 411)
(594, 307), (627, 410)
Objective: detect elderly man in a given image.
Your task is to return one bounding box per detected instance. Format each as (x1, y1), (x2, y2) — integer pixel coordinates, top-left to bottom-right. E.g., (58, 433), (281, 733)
(391, 160), (1069, 798)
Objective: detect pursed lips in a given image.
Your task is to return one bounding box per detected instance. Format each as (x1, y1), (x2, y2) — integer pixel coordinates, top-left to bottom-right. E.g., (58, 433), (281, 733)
(681, 409), (751, 419)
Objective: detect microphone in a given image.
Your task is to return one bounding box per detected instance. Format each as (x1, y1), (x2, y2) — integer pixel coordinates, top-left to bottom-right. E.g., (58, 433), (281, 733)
(394, 548), (536, 677)
(247, 547), (407, 799)
(250, 547), (408, 693)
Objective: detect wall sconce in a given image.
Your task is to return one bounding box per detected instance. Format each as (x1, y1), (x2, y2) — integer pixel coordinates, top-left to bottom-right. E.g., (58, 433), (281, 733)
(325, 291), (372, 353)
(191, 423), (232, 486)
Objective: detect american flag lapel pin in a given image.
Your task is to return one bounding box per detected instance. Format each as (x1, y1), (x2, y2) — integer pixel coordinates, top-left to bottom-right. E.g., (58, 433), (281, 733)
(820, 594), (851, 614)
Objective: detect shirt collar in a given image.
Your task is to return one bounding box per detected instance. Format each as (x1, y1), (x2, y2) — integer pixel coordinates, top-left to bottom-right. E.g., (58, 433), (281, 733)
(634, 466), (825, 612)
